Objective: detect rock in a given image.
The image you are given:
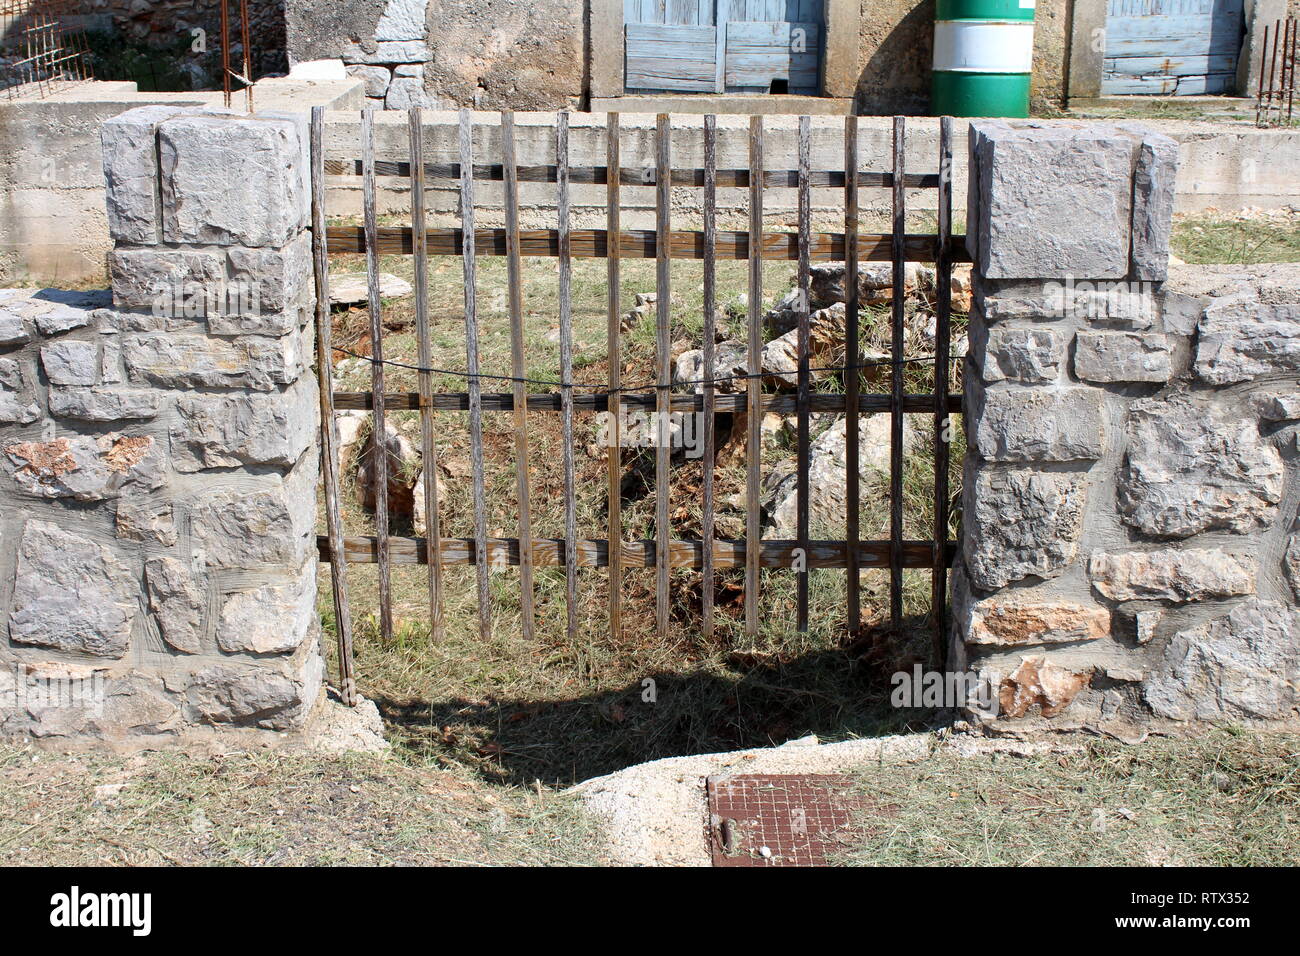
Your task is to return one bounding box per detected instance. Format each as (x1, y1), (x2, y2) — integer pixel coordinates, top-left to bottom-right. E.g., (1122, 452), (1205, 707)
(968, 122), (1137, 280)
(1251, 392), (1300, 422)
(978, 277), (1158, 329)
(329, 272), (413, 306)
(116, 496), (177, 546)
(145, 557), (205, 654)
(158, 113), (307, 246)
(385, 76), (429, 109)
(963, 466), (1086, 590)
(355, 421), (420, 516)
(171, 376), (316, 472)
(998, 656), (1092, 719)
(0, 311), (29, 345)
(1144, 600), (1300, 721)
(1088, 548), (1256, 602)
(975, 327), (1063, 384)
(48, 386), (162, 422)
(9, 520), (136, 658)
(1284, 531), (1300, 601)
(346, 65), (392, 97)
(40, 340), (99, 386)
(101, 106), (188, 244)
(186, 663), (313, 730)
(1131, 135), (1179, 281)
(225, 232), (313, 316)
(124, 332), (302, 391)
(1119, 395), (1283, 538)
(190, 487), (307, 569)
(5, 434), (163, 501)
(969, 382), (1105, 463)
(762, 416), (922, 536)
(340, 39), (433, 64)
(1196, 300), (1300, 385)
(1074, 331), (1171, 383)
(109, 248), (224, 312)
(216, 561), (316, 655)
(963, 593), (1109, 647)
(0, 358), (39, 424)
(375, 0), (429, 40)
(760, 303), (849, 388)
(99, 676), (180, 737)
(673, 341), (749, 392)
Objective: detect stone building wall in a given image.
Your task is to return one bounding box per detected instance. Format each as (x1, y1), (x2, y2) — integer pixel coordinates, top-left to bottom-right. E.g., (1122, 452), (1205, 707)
(0, 106), (323, 744)
(955, 120), (1300, 735)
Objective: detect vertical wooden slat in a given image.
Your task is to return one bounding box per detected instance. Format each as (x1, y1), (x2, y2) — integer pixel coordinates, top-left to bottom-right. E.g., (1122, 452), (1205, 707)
(654, 112), (672, 637)
(409, 106), (443, 640)
(932, 115), (953, 667)
(557, 111), (579, 642)
(795, 114), (812, 633)
(460, 109), (492, 641)
(701, 113), (718, 641)
(606, 113), (623, 642)
(888, 115), (906, 628)
(843, 114), (861, 637)
(361, 108), (393, 646)
(310, 106), (356, 706)
(502, 110), (537, 641)
(745, 114), (763, 638)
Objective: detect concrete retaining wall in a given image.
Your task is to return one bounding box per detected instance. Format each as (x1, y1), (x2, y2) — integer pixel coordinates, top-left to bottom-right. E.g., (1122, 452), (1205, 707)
(955, 119), (1300, 734)
(0, 107), (326, 745)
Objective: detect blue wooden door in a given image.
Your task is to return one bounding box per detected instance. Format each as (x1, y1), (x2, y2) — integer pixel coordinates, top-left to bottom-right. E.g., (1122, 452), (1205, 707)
(1102, 0), (1245, 94)
(624, 0), (824, 93)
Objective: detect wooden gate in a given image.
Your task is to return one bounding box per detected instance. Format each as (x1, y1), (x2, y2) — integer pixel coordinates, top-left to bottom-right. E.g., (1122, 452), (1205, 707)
(1102, 0), (1245, 95)
(624, 0), (824, 93)
(310, 109), (964, 706)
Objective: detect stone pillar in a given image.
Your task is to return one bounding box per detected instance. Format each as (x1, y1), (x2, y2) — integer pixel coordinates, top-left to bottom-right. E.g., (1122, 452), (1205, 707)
(953, 120), (1287, 733)
(0, 107), (323, 744)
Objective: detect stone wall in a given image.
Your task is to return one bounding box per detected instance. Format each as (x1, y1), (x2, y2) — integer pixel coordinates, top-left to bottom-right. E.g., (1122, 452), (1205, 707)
(955, 120), (1300, 735)
(0, 106), (324, 745)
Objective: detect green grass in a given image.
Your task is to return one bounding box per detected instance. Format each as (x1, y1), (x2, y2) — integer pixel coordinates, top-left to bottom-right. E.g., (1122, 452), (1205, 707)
(1172, 213), (1300, 265)
(837, 731), (1300, 866)
(322, 248), (964, 786)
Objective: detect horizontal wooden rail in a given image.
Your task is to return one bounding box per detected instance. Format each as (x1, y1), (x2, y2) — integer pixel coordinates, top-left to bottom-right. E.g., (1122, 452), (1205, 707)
(332, 390), (963, 414)
(319, 535), (957, 569)
(325, 225), (971, 263)
(325, 158), (941, 190)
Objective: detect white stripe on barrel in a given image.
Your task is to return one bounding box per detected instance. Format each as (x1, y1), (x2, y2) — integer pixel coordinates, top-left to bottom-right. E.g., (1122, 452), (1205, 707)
(932, 21), (1035, 73)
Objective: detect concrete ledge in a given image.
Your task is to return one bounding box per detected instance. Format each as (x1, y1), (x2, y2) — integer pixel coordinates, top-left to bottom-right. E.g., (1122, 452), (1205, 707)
(591, 95), (856, 115)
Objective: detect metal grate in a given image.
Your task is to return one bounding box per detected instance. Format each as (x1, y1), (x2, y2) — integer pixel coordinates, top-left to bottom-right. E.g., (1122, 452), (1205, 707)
(0, 0), (92, 99)
(1257, 17), (1297, 128)
(707, 774), (864, 866)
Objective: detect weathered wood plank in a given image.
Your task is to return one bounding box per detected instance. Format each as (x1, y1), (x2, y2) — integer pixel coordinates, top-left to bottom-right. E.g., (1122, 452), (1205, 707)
(843, 114), (861, 637)
(606, 113), (624, 643)
(889, 115), (906, 629)
(795, 113), (811, 633)
(557, 111), (579, 644)
(745, 114), (763, 638)
(626, 23), (719, 91)
(310, 106), (356, 707)
(933, 114), (953, 666)
(409, 106), (444, 641)
(701, 113), (718, 640)
(361, 108), (394, 647)
(320, 535), (957, 569)
(502, 110), (537, 641)
(725, 21), (820, 89)
(655, 113), (672, 637)
(459, 109), (492, 641)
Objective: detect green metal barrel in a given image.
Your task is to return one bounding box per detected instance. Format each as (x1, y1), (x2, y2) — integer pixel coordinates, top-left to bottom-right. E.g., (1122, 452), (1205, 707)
(932, 0), (1036, 117)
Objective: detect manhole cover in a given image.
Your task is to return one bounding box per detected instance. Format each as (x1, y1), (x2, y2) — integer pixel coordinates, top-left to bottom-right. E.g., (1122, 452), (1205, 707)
(707, 774), (863, 867)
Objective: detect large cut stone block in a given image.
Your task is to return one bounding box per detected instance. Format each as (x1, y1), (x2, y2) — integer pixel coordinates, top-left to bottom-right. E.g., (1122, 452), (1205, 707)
(1074, 330), (1171, 383)
(1195, 300), (1300, 385)
(124, 332), (303, 391)
(1119, 395), (1283, 537)
(190, 484), (311, 569)
(340, 39), (432, 63)
(4, 434), (164, 501)
(40, 340), (99, 386)
(968, 122), (1136, 280)
(969, 381), (1105, 462)
(1144, 600), (1300, 721)
(157, 113), (307, 246)
(171, 376), (316, 471)
(216, 560), (316, 655)
(109, 248), (225, 314)
(954, 567), (1109, 646)
(1089, 548), (1256, 603)
(1130, 134), (1179, 281)
(145, 556), (204, 654)
(225, 232), (312, 315)
(101, 106), (187, 245)
(0, 358), (39, 424)
(375, 0), (429, 41)
(186, 643), (322, 730)
(9, 520), (137, 658)
(48, 386), (162, 422)
(974, 326), (1063, 384)
(963, 464), (1087, 589)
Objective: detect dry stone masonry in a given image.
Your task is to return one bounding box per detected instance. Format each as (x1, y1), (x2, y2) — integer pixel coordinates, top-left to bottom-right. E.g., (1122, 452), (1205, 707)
(0, 107), (323, 745)
(955, 120), (1300, 734)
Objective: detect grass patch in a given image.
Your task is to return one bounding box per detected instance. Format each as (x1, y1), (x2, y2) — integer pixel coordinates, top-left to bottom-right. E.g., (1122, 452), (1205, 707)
(837, 731), (1300, 866)
(1172, 213), (1300, 264)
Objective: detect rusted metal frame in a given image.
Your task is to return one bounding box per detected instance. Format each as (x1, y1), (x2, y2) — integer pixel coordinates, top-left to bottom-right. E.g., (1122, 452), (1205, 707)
(932, 116), (953, 667)
(701, 114), (718, 642)
(889, 115), (906, 628)
(606, 113), (623, 643)
(309, 107), (356, 707)
(557, 111), (579, 642)
(361, 108), (394, 645)
(409, 107), (444, 640)
(501, 110), (537, 641)
(795, 114), (812, 633)
(843, 115), (861, 637)
(745, 115), (763, 638)
(655, 113), (672, 638)
(460, 109), (492, 640)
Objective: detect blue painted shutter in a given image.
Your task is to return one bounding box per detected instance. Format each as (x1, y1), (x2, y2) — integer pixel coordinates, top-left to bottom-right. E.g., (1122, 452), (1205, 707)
(1102, 0), (1245, 95)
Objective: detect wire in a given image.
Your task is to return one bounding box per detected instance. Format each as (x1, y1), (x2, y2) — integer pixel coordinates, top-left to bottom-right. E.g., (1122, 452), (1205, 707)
(328, 343), (944, 397)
